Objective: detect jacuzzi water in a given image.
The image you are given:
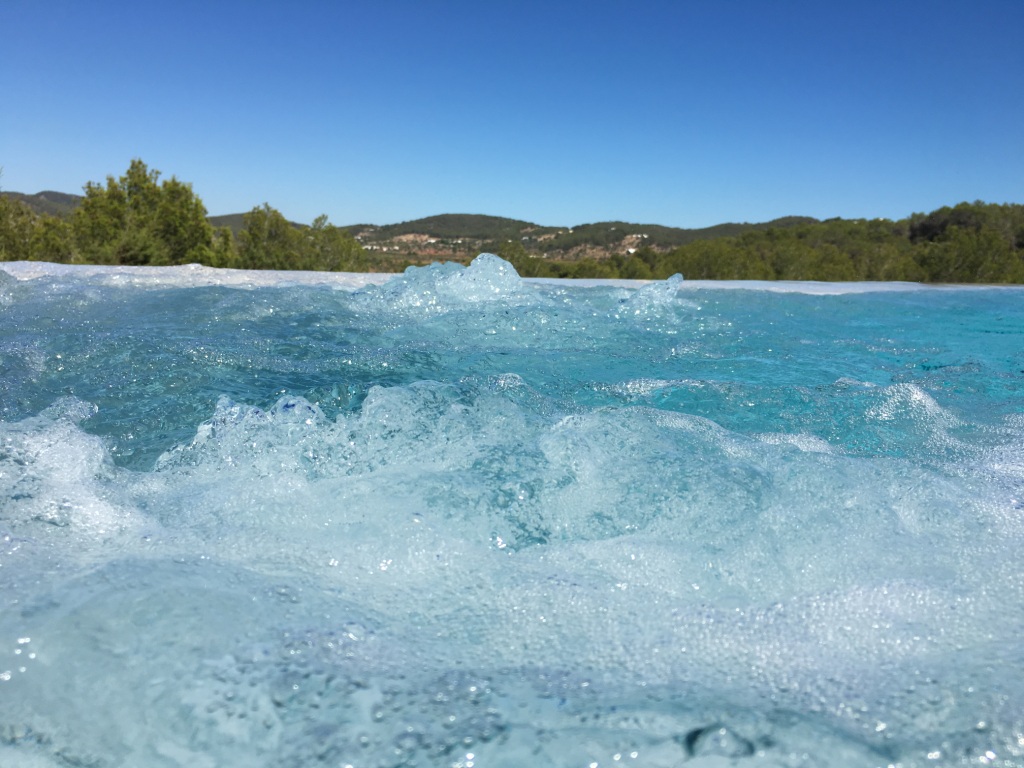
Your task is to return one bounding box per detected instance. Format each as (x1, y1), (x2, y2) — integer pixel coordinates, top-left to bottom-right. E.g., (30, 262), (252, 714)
(1, 254), (1023, 767)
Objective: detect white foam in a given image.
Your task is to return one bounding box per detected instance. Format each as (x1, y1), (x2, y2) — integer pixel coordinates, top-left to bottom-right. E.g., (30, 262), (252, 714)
(3, 255), (1024, 765)
(0, 260), (392, 290)
(7, 258), (1019, 294)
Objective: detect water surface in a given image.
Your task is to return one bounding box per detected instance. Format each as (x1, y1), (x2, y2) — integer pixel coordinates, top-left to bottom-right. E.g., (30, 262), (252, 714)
(2, 256), (1023, 767)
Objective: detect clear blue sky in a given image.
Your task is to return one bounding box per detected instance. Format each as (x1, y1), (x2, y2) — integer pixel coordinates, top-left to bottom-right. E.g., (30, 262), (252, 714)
(2, 0), (1021, 228)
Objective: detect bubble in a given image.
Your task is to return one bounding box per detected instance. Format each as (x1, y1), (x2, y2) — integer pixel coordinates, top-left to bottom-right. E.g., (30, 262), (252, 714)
(3, 265), (1024, 765)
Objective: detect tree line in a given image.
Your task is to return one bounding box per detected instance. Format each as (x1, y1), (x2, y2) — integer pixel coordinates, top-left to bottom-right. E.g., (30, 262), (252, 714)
(497, 203), (1024, 283)
(0, 160), (368, 272)
(2, 160), (1023, 282)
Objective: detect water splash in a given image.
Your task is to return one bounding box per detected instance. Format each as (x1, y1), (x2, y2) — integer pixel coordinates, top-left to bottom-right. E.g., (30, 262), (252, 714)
(2, 258), (1024, 766)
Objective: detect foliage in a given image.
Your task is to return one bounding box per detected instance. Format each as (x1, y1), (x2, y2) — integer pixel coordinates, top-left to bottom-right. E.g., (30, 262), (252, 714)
(0, 190), (82, 218)
(346, 213), (824, 257)
(1, 162), (1022, 281)
(208, 226), (237, 268)
(0, 161), (368, 272)
(354, 213), (553, 242)
(530, 216), (820, 255)
(30, 216), (75, 263)
(300, 214), (368, 272)
(642, 205), (1023, 283)
(235, 205), (367, 272)
(0, 194), (36, 260)
(235, 203), (298, 270)
(70, 159), (214, 265)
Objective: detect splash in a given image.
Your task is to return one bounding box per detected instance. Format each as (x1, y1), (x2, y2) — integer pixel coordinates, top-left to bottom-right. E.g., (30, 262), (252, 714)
(2, 258), (1024, 767)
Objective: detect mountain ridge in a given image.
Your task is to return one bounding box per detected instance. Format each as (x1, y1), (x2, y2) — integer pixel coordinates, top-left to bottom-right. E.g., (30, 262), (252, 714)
(5, 189), (1023, 282)
(3, 189), (820, 261)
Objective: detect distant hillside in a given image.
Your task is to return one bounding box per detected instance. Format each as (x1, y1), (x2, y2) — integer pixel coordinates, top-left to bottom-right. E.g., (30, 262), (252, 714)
(207, 213), (248, 233)
(344, 213), (820, 262)
(4, 194), (299, 236)
(347, 213), (559, 241)
(4, 188), (819, 262)
(2, 190), (82, 218)
(532, 216), (818, 254)
(5, 186), (1022, 282)
(344, 213), (817, 248)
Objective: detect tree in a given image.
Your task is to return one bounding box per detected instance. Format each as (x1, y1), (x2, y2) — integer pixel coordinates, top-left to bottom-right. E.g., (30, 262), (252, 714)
(71, 159), (213, 265)
(29, 216), (74, 263)
(152, 177), (215, 265)
(496, 239), (560, 277)
(609, 253), (653, 279)
(921, 226), (1023, 283)
(208, 226), (238, 269)
(235, 207), (368, 272)
(236, 204), (300, 270)
(0, 194), (36, 261)
(302, 214), (367, 271)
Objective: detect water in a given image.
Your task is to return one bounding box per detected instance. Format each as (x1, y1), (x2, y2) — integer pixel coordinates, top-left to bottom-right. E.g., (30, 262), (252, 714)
(1, 255), (1023, 767)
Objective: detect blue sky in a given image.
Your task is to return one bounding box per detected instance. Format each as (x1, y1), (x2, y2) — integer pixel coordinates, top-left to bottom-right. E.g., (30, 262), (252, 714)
(2, 0), (1021, 228)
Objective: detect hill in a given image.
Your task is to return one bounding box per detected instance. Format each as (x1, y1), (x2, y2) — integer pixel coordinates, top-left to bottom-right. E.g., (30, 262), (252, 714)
(2, 190), (82, 218)
(344, 213), (819, 262)
(346, 213), (559, 241)
(4, 187), (1022, 282)
(207, 213), (248, 233)
(3, 190), (818, 261)
(3, 194), (301, 236)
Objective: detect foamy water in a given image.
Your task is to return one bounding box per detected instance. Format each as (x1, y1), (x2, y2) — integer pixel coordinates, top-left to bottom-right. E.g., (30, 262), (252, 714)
(2, 256), (1023, 767)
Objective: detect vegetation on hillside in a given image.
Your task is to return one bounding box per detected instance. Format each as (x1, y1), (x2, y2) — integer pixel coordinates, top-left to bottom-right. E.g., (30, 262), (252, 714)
(347, 214), (821, 260)
(0, 161), (368, 272)
(1, 190), (80, 218)
(348, 213), (553, 242)
(491, 205), (1024, 283)
(2, 161), (1023, 282)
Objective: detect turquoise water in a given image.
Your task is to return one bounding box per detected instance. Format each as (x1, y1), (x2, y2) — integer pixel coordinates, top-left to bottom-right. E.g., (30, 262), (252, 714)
(1, 255), (1023, 767)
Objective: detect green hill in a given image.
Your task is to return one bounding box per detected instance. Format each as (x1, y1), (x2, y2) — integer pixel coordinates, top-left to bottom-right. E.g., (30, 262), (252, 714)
(4, 195), (302, 236)
(347, 213), (557, 241)
(207, 213), (248, 233)
(342, 213), (821, 259)
(531, 216), (819, 254)
(8, 185), (1021, 283)
(2, 190), (82, 218)
(3, 190), (818, 252)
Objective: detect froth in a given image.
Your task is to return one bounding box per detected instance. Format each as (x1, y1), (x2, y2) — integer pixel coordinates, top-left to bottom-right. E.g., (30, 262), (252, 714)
(3, 261), (1024, 766)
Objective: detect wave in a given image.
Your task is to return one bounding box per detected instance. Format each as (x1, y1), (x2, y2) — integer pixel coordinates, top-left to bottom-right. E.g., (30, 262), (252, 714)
(2, 256), (1024, 766)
